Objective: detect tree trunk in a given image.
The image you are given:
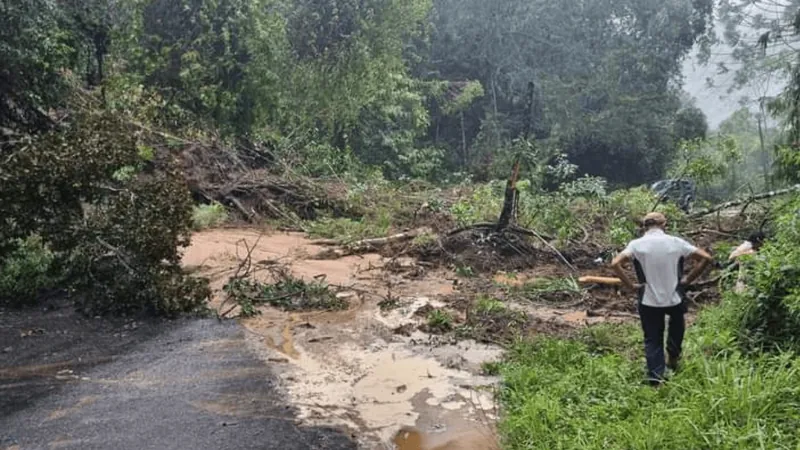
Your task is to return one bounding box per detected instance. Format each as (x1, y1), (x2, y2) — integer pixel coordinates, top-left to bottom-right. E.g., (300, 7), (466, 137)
(523, 81), (535, 140)
(460, 111), (467, 168)
(757, 111), (770, 191)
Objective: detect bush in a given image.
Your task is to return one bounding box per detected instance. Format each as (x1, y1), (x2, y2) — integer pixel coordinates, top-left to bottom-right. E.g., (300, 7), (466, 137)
(707, 197), (800, 353)
(0, 110), (210, 316)
(0, 235), (56, 306)
(192, 202), (229, 230)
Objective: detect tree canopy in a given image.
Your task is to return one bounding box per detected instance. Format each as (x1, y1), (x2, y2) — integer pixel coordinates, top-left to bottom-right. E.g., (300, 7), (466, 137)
(2, 0), (717, 185)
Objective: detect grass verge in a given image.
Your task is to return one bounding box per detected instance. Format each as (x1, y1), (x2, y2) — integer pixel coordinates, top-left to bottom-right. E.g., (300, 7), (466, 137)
(498, 310), (800, 450)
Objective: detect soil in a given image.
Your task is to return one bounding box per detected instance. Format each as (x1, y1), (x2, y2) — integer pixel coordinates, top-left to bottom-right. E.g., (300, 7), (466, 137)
(181, 227), (681, 449)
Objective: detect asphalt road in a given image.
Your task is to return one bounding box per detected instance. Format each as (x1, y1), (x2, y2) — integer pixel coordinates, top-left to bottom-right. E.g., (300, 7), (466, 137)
(0, 301), (357, 450)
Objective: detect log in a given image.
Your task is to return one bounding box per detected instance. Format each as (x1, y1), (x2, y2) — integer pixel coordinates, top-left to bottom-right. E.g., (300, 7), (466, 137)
(579, 276), (622, 286)
(578, 275), (720, 291)
(689, 184), (800, 218)
(351, 230), (429, 248)
(312, 229), (431, 250)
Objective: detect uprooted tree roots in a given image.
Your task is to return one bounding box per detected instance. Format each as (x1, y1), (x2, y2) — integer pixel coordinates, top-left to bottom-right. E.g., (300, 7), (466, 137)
(415, 227), (553, 273)
(417, 158), (576, 273)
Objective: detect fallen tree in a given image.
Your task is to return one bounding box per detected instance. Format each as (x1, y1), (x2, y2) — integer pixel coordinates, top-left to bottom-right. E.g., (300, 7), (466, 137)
(689, 185), (800, 219)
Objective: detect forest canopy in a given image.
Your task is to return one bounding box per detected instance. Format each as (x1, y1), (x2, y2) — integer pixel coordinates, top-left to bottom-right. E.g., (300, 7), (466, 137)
(2, 0), (715, 185)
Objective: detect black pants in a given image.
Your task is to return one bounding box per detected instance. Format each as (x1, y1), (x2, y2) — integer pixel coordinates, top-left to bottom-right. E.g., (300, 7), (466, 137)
(638, 303), (686, 381)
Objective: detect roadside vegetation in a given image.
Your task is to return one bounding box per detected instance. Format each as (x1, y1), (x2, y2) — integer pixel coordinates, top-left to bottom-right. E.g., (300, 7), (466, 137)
(499, 198), (800, 449)
(4, 0), (800, 448)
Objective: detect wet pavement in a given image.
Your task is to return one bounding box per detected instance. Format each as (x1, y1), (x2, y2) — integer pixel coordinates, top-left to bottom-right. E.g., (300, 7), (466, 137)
(0, 301), (356, 450)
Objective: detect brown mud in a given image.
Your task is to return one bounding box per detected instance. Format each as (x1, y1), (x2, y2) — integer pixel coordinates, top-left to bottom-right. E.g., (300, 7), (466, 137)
(181, 227), (660, 449)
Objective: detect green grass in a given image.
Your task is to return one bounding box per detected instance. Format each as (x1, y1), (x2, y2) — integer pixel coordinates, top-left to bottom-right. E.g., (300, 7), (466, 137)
(191, 202), (228, 230)
(499, 308), (800, 450)
(304, 215), (391, 244)
(475, 296), (508, 314)
(427, 309), (454, 332)
(508, 277), (582, 302)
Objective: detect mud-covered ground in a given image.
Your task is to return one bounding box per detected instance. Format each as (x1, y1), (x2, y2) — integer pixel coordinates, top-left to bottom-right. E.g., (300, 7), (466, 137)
(2, 226), (719, 450)
(179, 228), (656, 448)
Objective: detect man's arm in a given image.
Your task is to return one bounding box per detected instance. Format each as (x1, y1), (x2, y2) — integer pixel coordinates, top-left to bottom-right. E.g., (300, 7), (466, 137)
(682, 247), (713, 285)
(610, 251), (639, 291)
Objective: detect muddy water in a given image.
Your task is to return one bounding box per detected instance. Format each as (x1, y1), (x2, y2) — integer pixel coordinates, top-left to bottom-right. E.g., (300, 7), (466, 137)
(183, 229), (505, 448)
(393, 426), (500, 450)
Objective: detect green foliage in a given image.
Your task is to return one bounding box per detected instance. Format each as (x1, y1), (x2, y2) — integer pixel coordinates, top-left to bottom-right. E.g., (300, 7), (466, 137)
(667, 137), (743, 202)
(0, 235), (57, 306)
(423, 0), (713, 184)
(448, 161), (687, 248)
(0, 0), (74, 130)
(512, 277), (581, 298)
(475, 296), (508, 315)
(464, 295), (528, 344)
(604, 187), (686, 246)
(500, 336), (800, 450)
(497, 194), (800, 449)
(305, 216), (391, 245)
(426, 309), (454, 333)
(449, 182), (503, 227)
(480, 360), (502, 376)
(709, 195), (800, 353)
(716, 108), (778, 193)
(0, 111), (210, 316)
(191, 202), (229, 231)
(223, 272), (346, 316)
(440, 80), (485, 116)
(577, 323), (641, 358)
(129, 0), (286, 135)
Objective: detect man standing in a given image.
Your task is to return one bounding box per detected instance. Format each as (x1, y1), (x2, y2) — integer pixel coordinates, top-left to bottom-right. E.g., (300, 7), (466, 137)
(611, 212), (712, 385)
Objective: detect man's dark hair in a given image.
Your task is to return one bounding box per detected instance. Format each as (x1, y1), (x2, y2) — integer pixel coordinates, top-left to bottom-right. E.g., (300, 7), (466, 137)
(748, 231), (766, 245)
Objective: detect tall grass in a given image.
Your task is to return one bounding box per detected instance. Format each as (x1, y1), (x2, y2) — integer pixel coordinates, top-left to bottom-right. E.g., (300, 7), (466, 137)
(499, 308), (800, 450)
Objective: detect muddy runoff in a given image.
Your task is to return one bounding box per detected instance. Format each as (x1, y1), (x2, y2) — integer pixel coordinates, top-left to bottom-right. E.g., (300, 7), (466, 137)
(183, 229), (594, 449)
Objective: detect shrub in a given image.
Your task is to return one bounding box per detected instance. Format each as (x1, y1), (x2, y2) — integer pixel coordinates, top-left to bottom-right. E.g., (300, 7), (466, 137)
(0, 235), (56, 306)
(0, 110), (210, 316)
(192, 202), (229, 230)
(704, 195), (800, 353)
(449, 181), (504, 227)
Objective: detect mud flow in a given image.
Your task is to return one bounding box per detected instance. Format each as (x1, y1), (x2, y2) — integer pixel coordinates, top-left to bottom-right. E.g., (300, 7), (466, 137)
(182, 228), (632, 449)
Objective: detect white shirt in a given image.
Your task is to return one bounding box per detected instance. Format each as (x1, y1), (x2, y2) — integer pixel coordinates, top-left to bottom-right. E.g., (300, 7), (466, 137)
(621, 229), (698, 307)
(729, 240), (754, 261)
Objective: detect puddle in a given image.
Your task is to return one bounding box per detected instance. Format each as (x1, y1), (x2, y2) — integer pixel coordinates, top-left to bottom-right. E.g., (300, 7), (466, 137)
(393, 426), (500, 450)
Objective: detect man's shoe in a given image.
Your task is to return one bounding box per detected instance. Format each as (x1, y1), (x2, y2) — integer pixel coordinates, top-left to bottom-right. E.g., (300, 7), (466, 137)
(666, 355), (680, 372)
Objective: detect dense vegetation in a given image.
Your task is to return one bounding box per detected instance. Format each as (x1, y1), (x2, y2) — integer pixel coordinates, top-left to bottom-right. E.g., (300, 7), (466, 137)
(4, 0), (800, 448)
(500, 195), (800, 449)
